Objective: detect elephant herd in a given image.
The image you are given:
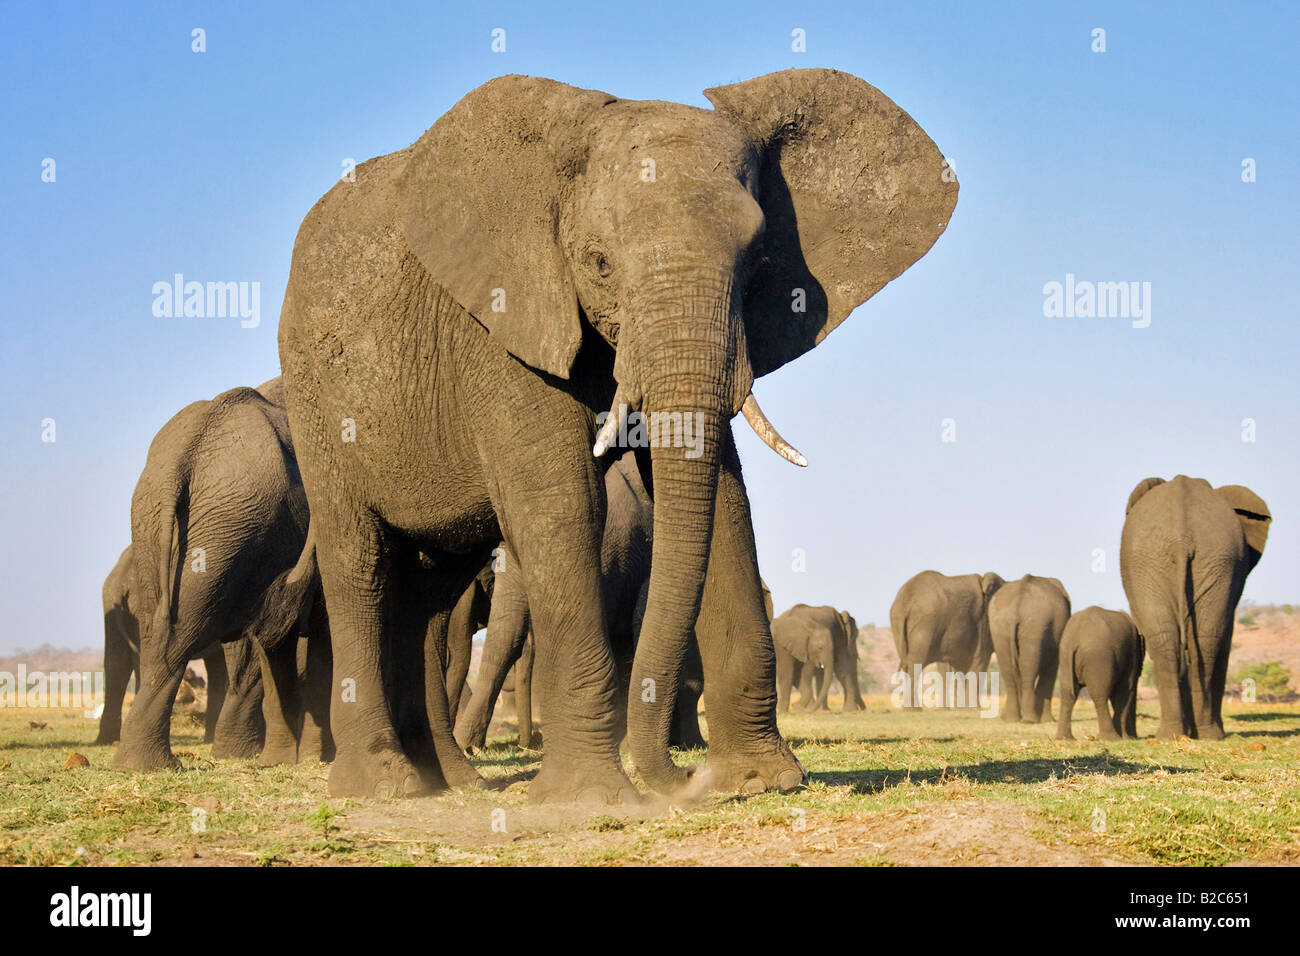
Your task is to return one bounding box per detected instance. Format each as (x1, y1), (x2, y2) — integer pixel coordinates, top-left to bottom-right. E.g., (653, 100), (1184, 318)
(93, 69), (1270, 810)
(885, 474), (1271, 740)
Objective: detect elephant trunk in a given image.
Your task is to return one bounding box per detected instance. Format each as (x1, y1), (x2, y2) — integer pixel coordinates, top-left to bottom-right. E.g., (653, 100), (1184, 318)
(625, 269), (744, 793)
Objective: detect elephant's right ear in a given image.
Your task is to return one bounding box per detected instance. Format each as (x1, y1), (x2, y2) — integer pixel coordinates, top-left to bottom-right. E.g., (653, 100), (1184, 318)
(1125, 477), (1166, 514)
(1215, 485), (1271, 564)
(398, 76), (617, 380)
(705, 69), (958, 378)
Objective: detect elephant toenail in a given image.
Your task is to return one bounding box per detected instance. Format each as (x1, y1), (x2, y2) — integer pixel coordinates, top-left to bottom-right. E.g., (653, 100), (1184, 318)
(741, 777), (767, 794)
(778, 769), (806, 791)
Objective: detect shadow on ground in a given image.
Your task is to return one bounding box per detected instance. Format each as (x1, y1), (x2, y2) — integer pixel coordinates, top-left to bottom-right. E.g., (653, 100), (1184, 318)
(813, 754), (1195, 795)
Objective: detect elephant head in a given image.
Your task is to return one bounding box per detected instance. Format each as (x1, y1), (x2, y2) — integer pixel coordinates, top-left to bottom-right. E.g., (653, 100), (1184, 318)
(397, 70), (956, 789)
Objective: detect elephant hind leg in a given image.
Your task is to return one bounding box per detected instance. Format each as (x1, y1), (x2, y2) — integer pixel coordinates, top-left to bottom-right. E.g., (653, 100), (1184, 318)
(115, 615), (205, 772)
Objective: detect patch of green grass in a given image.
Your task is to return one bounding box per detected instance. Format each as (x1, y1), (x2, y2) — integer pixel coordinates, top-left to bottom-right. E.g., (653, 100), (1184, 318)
(1, 699), (1297, 866)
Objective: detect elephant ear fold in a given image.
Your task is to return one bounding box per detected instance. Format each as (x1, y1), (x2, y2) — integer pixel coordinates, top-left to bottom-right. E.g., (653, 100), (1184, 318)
(398, 75), (617, 379)
(980, 573), (1004, 601)
(1215, 485), (1271, 560)
(1125, 477), (1166, 514)
(704, 69), (958, 378)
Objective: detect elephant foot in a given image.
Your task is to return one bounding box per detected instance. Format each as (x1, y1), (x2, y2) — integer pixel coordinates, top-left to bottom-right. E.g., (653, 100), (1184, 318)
(328, 746), (440, 798)
(258, 738), (299, 767)
(1196, 723), (1225, 741)
(93, 729), (121, 746)
(211, 735), (263, 760)
(453, 715), (488, 754)
(1152, 724), (1183, 741)
(440, 754), (487, 791)
(528, 758), (641, 806)
(113, 743), (182, 772)
(297, 727), (335, 764)
(1056, 732), (1074, 741)
(700, 750), (807, 795)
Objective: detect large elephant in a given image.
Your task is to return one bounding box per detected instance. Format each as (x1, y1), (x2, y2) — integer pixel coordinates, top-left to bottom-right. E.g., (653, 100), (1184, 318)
(987, 574), (1070, 723)
(115, 379), (332, 771)
(890, 571), (1004, 708)
(1056, 606), (1144, 740)
(278, 69), (957, 800)
(772, 605), (865, 713)
(95, 544), (265, 748)
(1120, 476), (1270, 740)
(453, 453), (707, 753)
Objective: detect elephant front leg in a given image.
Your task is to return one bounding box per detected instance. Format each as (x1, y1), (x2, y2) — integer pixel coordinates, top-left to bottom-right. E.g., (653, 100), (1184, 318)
(692, 444), (805, 795)
(317, 516), (440, 798)
(489, 467), (634, 805)
(454, 567), (531, 753)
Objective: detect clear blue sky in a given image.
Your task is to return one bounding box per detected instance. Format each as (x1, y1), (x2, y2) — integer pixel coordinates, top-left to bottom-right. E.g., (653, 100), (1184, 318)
(2, 1), (1296, 652)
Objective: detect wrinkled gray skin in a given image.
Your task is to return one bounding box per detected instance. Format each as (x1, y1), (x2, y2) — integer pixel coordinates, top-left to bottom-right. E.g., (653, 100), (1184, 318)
(278, 69), (956, 800)
(1057, 606), (1144, 740)
(454, 453), (707, 752)
(1121, 476), (1270, 740)
(987, 575), (1070, 723)
(115, 379), (333, 771)
(442, 560), (495, 723)
(95, 545), (265, 748)
(890, 571), (1004, 708)
(772, 605), (864, 713)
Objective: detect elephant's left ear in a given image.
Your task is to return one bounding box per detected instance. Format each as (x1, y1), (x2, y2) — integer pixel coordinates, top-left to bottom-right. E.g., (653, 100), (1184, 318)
(1215, 485), (1271, 560)
(705, 69), (958, 377)
(398, 76), (618, 380)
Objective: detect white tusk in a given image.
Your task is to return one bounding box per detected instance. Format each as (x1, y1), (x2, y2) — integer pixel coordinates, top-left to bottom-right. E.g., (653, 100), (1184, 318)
(741, 393), (807, 467)
(593, 386), (629, 458)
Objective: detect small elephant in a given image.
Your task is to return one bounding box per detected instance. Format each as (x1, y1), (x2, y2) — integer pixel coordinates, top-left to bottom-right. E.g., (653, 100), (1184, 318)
(890, 571), (1004, 708)
(96, 544), (265, 749)
(987, 574), (1070, 723)
(1120, 476), (1270, 739)
(772, 605), (865, 713)
(116, 379), (332, 772)
(1056, 606), (1144, 740)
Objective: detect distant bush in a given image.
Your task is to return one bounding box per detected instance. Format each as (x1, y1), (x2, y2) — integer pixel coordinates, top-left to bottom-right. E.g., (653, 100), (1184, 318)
(1238, 611), (1257, 627)
(1234, 661), (1292, 701)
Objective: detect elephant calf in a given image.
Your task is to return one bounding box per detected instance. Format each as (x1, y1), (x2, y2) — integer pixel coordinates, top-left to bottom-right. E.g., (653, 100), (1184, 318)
(987, 574), (1070, 723)
(1056, 607), (1144, 740)
(772, 605), (865, 713)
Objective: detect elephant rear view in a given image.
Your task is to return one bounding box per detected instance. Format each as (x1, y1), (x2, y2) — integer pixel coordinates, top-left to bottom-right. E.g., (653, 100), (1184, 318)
(987, 575), (1070, 723)
(1056, 606), (1143, 740)
(890, 571), (1003, 709)
(1120, 476), (1270, 740)
(116, 379), (331, 772)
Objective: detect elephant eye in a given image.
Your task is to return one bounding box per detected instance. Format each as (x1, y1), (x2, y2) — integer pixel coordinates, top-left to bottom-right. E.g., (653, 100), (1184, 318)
(585, 243), (614, 279)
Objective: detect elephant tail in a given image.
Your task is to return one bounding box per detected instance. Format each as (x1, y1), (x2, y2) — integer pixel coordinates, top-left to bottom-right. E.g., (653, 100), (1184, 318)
(246, 523), (319, 651)
(144, 477), (188, 660)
